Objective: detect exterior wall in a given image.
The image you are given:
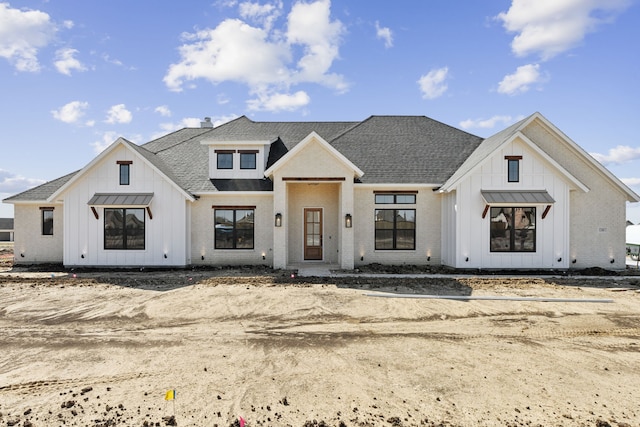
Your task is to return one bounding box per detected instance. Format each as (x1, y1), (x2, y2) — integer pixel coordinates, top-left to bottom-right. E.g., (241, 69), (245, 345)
(58, 144), (190, 267)
(353, 186), (441, 266)
(287, 183), (340, 264)
(522, 121), (628, 269)
(191, 194), (273, 265)
(13, 203), (63, 263)
(453, 137), (571, 269)
(270, 136), (355, 268)
(440, 191), (456, 267)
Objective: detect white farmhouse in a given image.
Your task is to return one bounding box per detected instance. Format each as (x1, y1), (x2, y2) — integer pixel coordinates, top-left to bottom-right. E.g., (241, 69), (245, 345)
(5, 113), (638, 270)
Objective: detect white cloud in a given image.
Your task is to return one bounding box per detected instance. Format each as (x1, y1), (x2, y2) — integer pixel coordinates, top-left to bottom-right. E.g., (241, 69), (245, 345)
(417, 67), (449, 100)
(0, 3), (59, 72)
(105, 104), (132, 124)
(621, 177), (640, 187)
(375, 21), (393, 48)
(239, 1), (282, 31)
(164, 0), (346, 111)
(247, 90), (310, 112)
(54, 48), (86, 75)
(459, 115), (522, 130)
(154, 105), (172, 117)
(91, 131), (119, 154)
(496, 0), (631, 60)
(591, 145), (640, 166)
(0, 169), (46, 194)
(286, 0), (346, 89)
(51, 100), (89, 124)
(497, 63), (542, 95)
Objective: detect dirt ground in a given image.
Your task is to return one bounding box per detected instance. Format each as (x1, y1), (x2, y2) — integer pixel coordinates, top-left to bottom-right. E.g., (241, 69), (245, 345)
(1, 251), (640, 427)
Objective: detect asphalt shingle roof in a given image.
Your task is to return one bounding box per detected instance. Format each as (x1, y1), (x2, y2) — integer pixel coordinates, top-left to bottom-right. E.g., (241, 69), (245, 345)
(3, 115), (485, 201)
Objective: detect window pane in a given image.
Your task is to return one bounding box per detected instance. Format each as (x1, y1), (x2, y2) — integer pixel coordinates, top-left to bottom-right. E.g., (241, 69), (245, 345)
(240, 153), (256, 169)
(375, 229), (394, 249)
(217, 153), (233, 169)
(395, 195), (416, 204)
(125, 209), (145, 250)
(215, 210), (234, 248)
(105, 209), (124, 249)
(120, 164), (130, 185)
(396, 229), (415, 249)
(508, 159), (519, 182)
(375, 209), (394, 228)
(375, 194), (394, 204)
(42, 210), (54, 235)
(236, 210), (254, 249)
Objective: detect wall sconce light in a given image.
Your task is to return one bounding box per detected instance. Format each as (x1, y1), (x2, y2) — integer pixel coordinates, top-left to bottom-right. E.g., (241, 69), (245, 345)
(360, 256), (364, 261)
(275, 213), (282, 227)
(81, 254), (85, 259)
(427, 256), (431, 261)
(572, 259), (577, 264)
(557, 257), (562, 262)
(345, 213), (352, 228)
(610, 258), (615, 264)
(164, 253), (168, 259)
(465, 257), (469, 262)
(201, 255), (205, 260)
(20, 253), (25, 257)
(262, 253), (266, 260)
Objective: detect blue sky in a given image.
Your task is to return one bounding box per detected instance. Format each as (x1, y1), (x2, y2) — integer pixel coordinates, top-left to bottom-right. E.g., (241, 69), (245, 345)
(1, 0), (639, 222)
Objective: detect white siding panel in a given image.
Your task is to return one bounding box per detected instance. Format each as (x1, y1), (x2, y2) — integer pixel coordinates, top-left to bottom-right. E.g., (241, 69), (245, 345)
(61, 145), (189, 267)
(454, 137), (571, 269)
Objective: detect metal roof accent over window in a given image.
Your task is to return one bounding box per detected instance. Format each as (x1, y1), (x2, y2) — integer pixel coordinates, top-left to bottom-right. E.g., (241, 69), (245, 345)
(481, 190), (555, 204)
(87, 193), (153, 206)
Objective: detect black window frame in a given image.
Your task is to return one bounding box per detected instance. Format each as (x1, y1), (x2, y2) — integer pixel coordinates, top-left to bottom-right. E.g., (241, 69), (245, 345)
(507, 159), (520, 183)
(375, 194), (416, 204)
(104, 208), (146, 250)
(240, 152), (257, 170)
(375, 209), (416, 250)
(217, 152), (234, 169)
(119, 164), (130, 185)
(490, 207), (536, 253)
(214, 208), (255, 249)
(42, 208), (54, 236)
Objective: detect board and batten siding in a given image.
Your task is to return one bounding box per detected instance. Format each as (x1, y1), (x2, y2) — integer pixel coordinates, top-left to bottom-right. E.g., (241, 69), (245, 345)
(440, 191), (456, 268)
(190, 194), (273, 266)
(452, 136), (572, 269)
(521, 121), (628, 269)
(13, 203), (64, 263)
(59, 145), (190, 267)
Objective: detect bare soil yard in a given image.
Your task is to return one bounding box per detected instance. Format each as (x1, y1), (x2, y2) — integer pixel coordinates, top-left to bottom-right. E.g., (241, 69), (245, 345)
(1, 256), (639, 427)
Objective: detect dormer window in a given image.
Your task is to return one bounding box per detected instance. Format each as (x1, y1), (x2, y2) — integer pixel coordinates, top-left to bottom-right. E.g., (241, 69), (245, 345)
(240, 150), (258, 170)
(117, 161), (132, 185)
(505, 156), (521, 183)
(216, 150), (234, 169)
(204, 141), (270, 179)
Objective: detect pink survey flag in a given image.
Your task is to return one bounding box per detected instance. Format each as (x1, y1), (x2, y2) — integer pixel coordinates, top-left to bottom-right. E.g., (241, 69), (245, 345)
(239, 416), (246, 427)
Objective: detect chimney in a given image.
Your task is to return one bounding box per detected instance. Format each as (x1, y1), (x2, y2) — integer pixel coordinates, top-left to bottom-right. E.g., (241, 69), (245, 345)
(200, 117), (213, 128)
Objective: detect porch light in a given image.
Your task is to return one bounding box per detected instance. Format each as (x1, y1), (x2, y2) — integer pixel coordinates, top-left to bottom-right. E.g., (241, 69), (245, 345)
(275, 213), (282, 227)
(557, 257), (562, 262)
(345, 213), (352, 228)
(610, 258), (615, 264)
